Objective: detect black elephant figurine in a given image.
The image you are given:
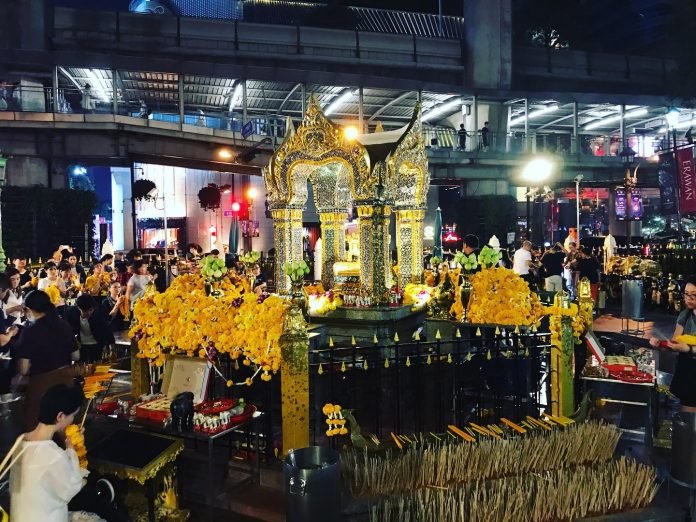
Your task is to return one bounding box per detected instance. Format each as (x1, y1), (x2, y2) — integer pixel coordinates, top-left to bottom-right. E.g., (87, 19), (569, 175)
(170, 392), (194, 432)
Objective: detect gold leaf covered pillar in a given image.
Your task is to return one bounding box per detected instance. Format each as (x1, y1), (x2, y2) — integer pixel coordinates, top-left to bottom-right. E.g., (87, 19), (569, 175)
(317, 210), (346, 288)
(271, 207), (303, 294)
(357, 204), (391, 302)
(280, 301), (310, 454)
(394, 207), (426, 287)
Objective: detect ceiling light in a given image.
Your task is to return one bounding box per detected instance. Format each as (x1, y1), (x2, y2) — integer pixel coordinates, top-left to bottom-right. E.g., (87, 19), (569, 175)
(421, 97), (461, 123)
(509, 104), (559, 126)
(521, 158), (554, 184)
(324, 88), (357, 116)
(217, 148), (234, 160)
(584, 108), (648, 131)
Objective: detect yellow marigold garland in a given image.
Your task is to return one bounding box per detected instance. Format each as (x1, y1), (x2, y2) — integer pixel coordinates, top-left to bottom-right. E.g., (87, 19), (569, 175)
(129, 273), (287, 381)
(466, 267), (543, 326)
(65, 424), (88, 469)
(43, 285), (61, 305)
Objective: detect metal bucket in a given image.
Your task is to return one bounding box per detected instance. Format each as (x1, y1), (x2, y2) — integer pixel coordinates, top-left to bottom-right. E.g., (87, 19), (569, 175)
(284, 446), (341, 522)
(671, 412), (696, 488)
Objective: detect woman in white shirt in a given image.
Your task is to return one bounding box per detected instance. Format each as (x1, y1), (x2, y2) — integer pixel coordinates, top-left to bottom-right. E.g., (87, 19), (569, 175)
(10, 383), (86, 522)
(4, 267), (25, 324)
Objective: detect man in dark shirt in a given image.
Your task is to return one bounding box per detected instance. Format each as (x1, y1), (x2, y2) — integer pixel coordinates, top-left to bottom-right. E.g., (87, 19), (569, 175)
(66, 294), (115, 363)
(540, 244), (565, 292)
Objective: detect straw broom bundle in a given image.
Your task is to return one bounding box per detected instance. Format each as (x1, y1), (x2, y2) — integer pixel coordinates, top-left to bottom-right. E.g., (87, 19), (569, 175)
(369, 457), (658, 522)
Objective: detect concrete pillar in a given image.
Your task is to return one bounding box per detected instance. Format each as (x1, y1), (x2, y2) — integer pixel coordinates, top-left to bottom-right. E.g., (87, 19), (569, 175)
(524, 98), (529, 152)
(242, 80), (248, 124)
(472, 95), (478, 149)
(358, 87), (364, 133)
(178, 74), (184, 126)
(112, 69), (118, 116)
(19, 0), (46, 50)
(394, 208), (425, 287)
(52, 66), (59, 113)
(463, 0), (512, 89)
(620, 104), (626, 149)
(572, 101), (579, 154)
(317, 210), (346, 289)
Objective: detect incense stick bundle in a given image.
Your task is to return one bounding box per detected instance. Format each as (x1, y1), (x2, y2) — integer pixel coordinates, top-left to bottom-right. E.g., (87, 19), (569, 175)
(343, 421), (621, 498)
(369, 458), (658, 522)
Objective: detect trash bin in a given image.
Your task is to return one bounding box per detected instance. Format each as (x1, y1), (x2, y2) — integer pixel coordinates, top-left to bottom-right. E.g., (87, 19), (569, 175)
(284, 446), (341, 522)
(621, 279), (644, 319)
(671, 412), (696, 488)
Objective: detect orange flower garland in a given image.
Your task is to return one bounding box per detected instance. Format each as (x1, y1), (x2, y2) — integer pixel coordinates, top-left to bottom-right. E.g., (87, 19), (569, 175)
(129, 273), (287, 382)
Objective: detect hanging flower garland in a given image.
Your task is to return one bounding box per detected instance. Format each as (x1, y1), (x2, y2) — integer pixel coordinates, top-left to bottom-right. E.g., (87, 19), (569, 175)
(129, 273), (287, 384)
(322, 403), (348, 437)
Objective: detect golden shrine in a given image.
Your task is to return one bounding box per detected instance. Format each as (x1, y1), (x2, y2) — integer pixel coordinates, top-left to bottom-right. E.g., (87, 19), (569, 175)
(263, 96), (429, 301)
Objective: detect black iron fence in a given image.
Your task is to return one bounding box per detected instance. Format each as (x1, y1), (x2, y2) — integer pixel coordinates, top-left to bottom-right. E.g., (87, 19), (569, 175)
(210, 324), (552, 457)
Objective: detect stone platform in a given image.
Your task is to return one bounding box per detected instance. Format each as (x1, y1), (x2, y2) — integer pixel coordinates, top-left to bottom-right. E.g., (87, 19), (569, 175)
(308, 305), (426, 345)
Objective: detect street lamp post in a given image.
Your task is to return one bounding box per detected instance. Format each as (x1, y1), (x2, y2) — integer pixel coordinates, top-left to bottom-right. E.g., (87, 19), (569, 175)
(245, 186), (257, 252)
(521, 157), (554, 244)
(620, 145), (637, 251)
(574, 175), (583, 247)
(666, 108), (683, 240)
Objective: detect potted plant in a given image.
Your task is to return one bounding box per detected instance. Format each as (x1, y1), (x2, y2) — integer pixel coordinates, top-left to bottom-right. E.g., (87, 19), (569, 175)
(198, 184), (221, 211)
(132, 179), (157, 202)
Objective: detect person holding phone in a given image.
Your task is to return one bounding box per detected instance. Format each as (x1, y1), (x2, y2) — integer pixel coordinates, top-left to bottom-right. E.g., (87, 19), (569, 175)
(650, 279), (696, 412)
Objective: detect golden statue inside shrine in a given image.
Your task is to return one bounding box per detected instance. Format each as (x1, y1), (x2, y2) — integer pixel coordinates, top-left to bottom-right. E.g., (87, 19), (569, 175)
(263, 96), (429, 302)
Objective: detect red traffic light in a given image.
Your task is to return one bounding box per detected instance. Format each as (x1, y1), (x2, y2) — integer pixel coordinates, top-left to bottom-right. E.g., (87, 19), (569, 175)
(231, 201), (241, 212)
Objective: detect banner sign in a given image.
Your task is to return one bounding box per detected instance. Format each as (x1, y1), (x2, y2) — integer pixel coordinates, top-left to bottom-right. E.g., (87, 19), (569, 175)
(658, 152), (676, 213)
(614, 187), (627, 221)
(241, 121), (253, 139)
(677, 146), (696, 214)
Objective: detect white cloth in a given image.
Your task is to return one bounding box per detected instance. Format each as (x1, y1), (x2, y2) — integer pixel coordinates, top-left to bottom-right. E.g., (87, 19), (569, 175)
(127, 274), (150, 305)
(100, 239), (115, 257)
(513, 248), (532, 275)
(38, 278), (66, 307)
(545, 275), (563, 292)
(10, 440), (84, 522)
(79, 316), (97, 345)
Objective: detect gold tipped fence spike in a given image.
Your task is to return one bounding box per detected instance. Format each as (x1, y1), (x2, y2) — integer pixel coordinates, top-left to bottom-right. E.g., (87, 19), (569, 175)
(414, 330), (421, 341)
(362, 359), (368, 370)
(426, 354), (432, 365)
(234, 360), (240, 370)
(351, 336), (356, 346)
(455, 328), (461, 338)
(405, 356), (411, 367)
(486, 350), (492, 360)
(447, 353), (452, 364)
(476, 327), (482, 337)
(329, 337), (334, 348)
(373, 334), (378, 344)
(435, 330), (441, 340)
(384, 358), (389, 368)
(495, 326), (500, 335)
(341, 361), (346, 373)
(393, 332), (400, 343)
(514, 325), (520, 333)
(465, 352), (473, 362)
(318, 363), (324, 375)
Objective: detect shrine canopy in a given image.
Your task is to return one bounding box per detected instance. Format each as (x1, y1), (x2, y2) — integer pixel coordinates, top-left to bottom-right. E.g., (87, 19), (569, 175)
(263, 96), (429, 299)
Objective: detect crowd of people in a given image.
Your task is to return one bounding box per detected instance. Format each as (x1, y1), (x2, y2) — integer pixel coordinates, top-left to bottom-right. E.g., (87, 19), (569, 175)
(512, 240), (601, 300)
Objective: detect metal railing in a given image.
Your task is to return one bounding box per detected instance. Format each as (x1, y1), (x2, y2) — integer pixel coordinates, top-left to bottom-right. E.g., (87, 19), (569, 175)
(2, 85), (684, 159)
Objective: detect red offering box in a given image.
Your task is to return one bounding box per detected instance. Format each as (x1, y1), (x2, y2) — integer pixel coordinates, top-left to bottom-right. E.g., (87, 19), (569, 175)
(196, 398), (235, 416)
(135, 397), (172, 422)
(608, 369), (654, 384)
(229, 404), (256, 426)
(602, 356), (636, 374)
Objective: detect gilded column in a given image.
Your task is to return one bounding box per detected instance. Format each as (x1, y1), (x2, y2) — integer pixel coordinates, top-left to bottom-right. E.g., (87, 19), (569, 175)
(394, 207), (425, 287)
(280, 301), (310, 455)
(318, 210), (346, 289)
(357, 204), (391, 303)
(272, 207), (304, 294)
